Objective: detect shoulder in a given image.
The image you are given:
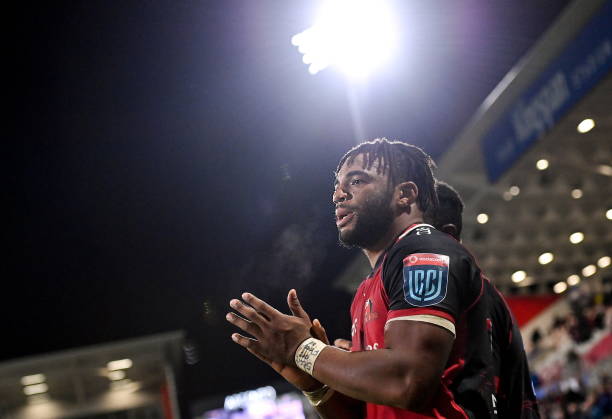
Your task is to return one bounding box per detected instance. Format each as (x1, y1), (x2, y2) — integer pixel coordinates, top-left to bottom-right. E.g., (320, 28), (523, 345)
(382, 226), (480, 301)
(381, 226), (479, 327)
(386, 226), (470, 265)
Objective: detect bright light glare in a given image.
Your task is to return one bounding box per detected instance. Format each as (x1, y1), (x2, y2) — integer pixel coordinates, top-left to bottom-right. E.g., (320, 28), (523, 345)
(607, 209), (612, 220)
(107, 359), (132, 371)
(553, 282), (568, 294)
(536, 159), (549, 170)
(582, 264), (596, 277)
(511, 270), (526, 283)
(21, 374), (46, 386)
(291, 0), (398, 78)
(597, 165), (612, 176)
(598, 256), (611, 268)
(567, 274), (580, 286)
(538, 252), (554, 265)
(509, 186), (520, 196)
(23, 383), (48, 396)
(577, 118), (595, 133)
(108, 370), (126, 381)
(110, 379), (139, 392)
(569, 232), (584, 244)
(26, 394), (50, 405)
(571, 189), (583, 199)
(476, 213), (489, 224)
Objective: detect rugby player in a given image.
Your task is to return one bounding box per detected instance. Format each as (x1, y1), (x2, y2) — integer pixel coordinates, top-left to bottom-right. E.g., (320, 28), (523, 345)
(226, 139), (539, 418)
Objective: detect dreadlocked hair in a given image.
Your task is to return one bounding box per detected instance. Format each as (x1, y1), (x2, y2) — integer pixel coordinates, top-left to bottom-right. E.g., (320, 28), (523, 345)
(336, 138), (438, 213)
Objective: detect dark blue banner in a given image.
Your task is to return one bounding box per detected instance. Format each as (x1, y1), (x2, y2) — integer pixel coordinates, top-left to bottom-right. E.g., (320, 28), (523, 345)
(482, 0), (612, 182)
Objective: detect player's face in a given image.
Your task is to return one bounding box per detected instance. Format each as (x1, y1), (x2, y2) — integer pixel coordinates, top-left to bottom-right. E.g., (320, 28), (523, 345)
(333, 154), (395, 249)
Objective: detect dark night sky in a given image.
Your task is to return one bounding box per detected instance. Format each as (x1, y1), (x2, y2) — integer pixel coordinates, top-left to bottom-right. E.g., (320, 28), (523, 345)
(12, 0), (569, 405)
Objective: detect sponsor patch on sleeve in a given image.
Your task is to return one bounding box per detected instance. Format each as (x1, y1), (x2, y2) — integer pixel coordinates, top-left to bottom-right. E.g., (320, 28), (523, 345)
(402, 253), (449, 307)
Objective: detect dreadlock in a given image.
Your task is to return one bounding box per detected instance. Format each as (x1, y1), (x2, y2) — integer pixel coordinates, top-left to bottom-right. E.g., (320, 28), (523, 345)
(336, 138), (438, 213)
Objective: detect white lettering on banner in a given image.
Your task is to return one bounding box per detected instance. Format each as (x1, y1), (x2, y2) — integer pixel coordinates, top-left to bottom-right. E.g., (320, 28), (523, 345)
(365, 343), (379, 351)
(571, 39), (612, 89)
(511, 72), (570, 143)
(224, 386), (276, 410)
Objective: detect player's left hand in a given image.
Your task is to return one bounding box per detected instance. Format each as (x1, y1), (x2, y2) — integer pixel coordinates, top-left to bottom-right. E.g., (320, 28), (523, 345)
(226, 292), (312, 367)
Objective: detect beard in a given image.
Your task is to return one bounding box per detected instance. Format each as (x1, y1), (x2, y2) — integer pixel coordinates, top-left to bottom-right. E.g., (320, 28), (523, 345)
(338, 188), (395, 249)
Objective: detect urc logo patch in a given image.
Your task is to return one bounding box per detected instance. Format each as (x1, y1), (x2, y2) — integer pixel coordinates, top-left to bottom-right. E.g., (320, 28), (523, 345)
(402, 253), (449, 307)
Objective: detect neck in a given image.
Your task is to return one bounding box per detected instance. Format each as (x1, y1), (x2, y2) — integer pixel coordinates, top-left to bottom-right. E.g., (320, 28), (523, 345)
(362, 215), (424, 268)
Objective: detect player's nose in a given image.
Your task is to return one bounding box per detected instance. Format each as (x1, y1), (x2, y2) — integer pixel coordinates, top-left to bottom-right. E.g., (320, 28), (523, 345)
(332, 186), (349, 205)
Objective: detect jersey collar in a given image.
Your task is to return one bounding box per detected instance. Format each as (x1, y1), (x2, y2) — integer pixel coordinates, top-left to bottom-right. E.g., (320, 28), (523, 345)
(395, 222), (435, 243)
(371, 223), (436, 271)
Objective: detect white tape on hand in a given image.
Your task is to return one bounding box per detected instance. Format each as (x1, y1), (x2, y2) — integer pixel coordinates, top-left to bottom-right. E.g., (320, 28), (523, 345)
(294, 337), (327, 375)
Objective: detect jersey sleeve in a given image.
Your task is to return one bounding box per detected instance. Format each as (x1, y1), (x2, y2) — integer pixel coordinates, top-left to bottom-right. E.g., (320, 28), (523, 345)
(382, 237), (473, 337)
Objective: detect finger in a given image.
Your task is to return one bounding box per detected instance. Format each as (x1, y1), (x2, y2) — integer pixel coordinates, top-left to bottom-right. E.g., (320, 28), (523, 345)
(231, 333), (260, 351)
(230, 298), (267, 325)
(287, 289), (311, 321)
(226, 312), (261, 338)
(311, 319), (330, 345)
(334, 338), (352, 351)
(241, 292), (280, 320)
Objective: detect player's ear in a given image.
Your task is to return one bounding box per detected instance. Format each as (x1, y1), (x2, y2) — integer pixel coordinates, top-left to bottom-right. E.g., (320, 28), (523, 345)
(440, 223), (460, 240)
(397, 181), (418, 209)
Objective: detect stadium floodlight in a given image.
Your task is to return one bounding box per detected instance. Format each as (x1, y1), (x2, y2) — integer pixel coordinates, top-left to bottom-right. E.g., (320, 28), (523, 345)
(597, 164), (612, 176)
(571, 188), (583, 199)
(107, 359), (132, 371)
(291, 0), (398, 79)
(536, 159), (549, 170)
(582, 264), (596, 277)
(23, 383), (48, 396)
(476, 213), (489, 224)
(538, 252), (554, 265)
(553, 282), (567, 294)
(577, 118), (595, 134)
(108, 370), (126, 381)
(567, 274), (580, 286)
(21, 374), (46, 386)
(511, 270), (526, 283)
(598, 256), (611, 268)
(569, 232), (584, 244)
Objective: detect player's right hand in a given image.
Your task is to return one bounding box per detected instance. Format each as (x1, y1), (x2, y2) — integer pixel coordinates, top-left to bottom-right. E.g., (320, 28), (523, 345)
(267, 289), (328, 391)
(228, 289), (329, 392)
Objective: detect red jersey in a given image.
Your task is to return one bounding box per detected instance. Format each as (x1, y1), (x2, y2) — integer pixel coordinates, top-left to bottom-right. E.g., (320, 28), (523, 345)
(349, 224), (539, 419)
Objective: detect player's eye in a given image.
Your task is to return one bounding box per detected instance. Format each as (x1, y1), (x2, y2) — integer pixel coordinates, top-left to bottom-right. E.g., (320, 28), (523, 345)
(350, 178), (363, 185)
